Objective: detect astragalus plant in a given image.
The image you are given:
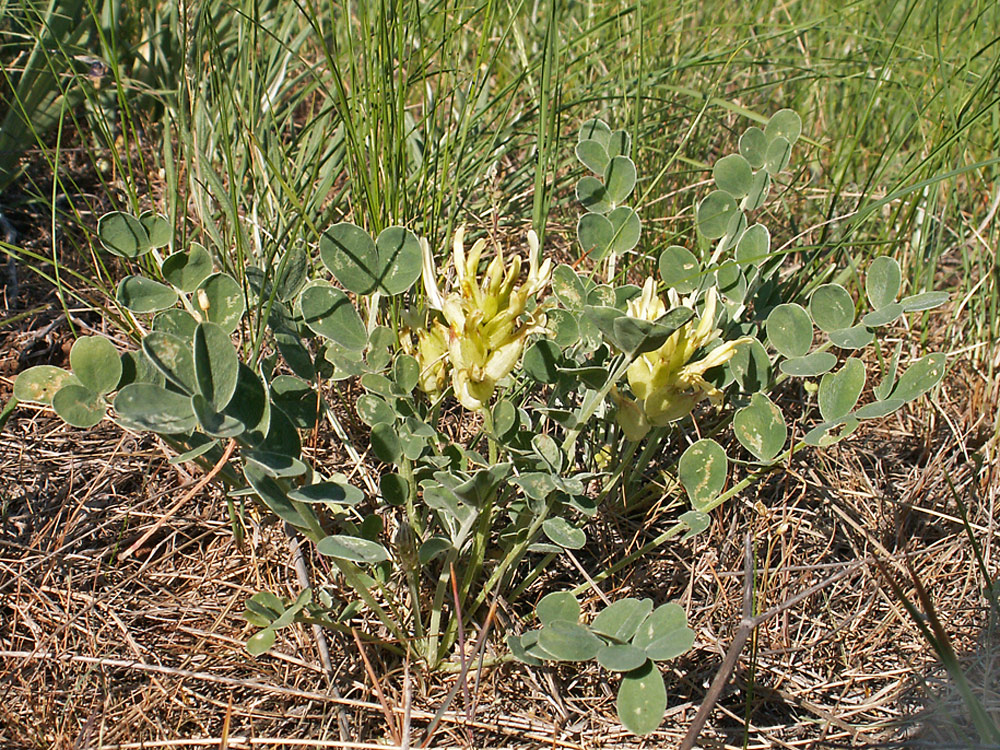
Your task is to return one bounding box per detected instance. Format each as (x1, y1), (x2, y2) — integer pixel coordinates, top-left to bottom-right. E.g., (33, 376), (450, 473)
(13, 109), (948, 736)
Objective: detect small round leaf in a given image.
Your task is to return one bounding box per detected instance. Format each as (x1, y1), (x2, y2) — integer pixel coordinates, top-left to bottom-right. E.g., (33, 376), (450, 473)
(809, 284), (855, 332)
(617, 660), (666, 737)
(537, 591), (581, 625)
(52, 384), (105, 428)
(537, 621), (602, 662)
(658, 245), (700, 293)
(678, 438), (728, 510)
(696, 190), (738, 239)
(604, 156), (637, 205)
(766, 303), (813, 358)
(69, 336), (121, 395)
(713, 153), (754, 198)
(733, 392), (787, 462)
(818, 358), (865, 421)
(14, 366), (80, 405)
(865, 256), (902, 309)
(739, 126), (768, 168)
(117, 276), (178, 314)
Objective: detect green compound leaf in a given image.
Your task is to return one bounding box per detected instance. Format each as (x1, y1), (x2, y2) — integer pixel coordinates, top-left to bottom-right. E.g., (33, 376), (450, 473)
(829, 324), (874, 350)
(591, 598), (653, 643)
(678, 438), (728, 510)
(659, 245), (701, 293)
(143, 331), (197, 394)
(14, 366), (81, 405)
(317, 535), (390, 564)
(523, 339), (561, 384)
(713, 153), (754, 198)
(734, 392), (787, 463)
(735, 223), (770, 266)
(196, 273), (245, 334)
(537, 591), (581, 625)
(191, 394), (245, 438)
(193, 322), (238, 410)
(696, 190), (738, 239)
(98, 211), (150, 258)
(576, 176), (612, 214)
(139, 211), (171, 249)
(819, 358), (865, 421)
(729, 338), (770, 393)
(866, 256), (902, 309)
(900, 291), (949, 313)
(114, 383), (199, 434)
(69, 336), (121, 395)
(766, 303), (813, 358)
(861, 303), (903, 328)
(739, 126), (768, 168)
(575, 139), (609, 174)
(764, 135), (792, 175)
(779, 351), (837, 377)
(809, 283), (855, 332)
(598, 644), (648, 673)
(741, 169), (771, 212)
(765, 108), (803, 145)
(617, 660), (666, 737)
(52, 384), (104, 428)
(578, 118), (611, 146)
(803, 417), (860, 447)
(632, 602), (694, 660)
(537, 621), (602, 662)
(300, 281), (367, 351)
(542, 517), (586, 550)
(552, 264), (588, 310)
(607, 130), (631, 158)
(161, 243), (213, 292)
(117, 276), (178, 314)
(891, 352), (946, 402)
(604, 155), (637, 205)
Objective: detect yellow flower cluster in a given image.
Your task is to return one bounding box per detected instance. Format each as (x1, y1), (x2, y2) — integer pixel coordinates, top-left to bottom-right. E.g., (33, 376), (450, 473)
(616, 278), (749, 439)
(404, 227), (552, 411)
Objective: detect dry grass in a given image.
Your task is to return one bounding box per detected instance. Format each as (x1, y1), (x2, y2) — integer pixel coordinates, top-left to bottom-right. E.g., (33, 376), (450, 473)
(1, 221), (998, 749)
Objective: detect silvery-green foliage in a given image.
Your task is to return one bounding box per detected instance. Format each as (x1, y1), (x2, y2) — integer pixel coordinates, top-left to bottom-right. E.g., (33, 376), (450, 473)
(12, 108), (952, 739)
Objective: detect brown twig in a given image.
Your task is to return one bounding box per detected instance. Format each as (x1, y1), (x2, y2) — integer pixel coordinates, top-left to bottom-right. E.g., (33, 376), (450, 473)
(678, 535), (865, 750)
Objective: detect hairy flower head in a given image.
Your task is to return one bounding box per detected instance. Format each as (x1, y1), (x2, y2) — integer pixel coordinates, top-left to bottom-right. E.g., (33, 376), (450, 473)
(619, 278), (750, 435)
(412, 227), (551, 411)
